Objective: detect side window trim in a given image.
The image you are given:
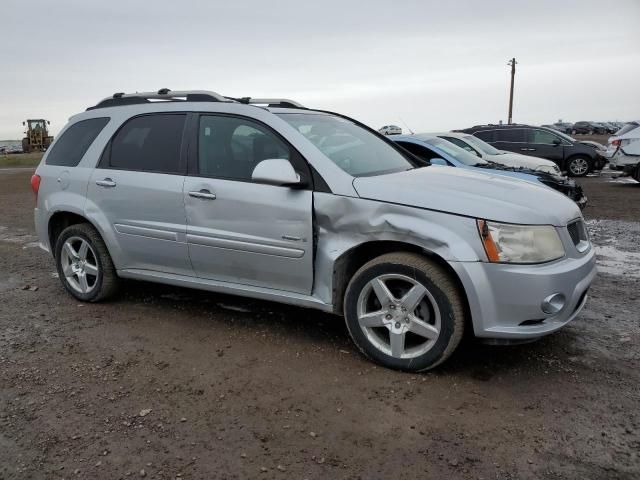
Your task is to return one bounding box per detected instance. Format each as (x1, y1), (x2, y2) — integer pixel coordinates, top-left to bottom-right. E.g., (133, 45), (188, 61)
(98, 112), (189, 175)
(187, 112), (317, 191)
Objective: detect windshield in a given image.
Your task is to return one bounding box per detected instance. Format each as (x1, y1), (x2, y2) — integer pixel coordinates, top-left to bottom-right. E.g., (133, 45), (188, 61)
(422, 137), (489, 166)
(460, 135), (502, 155)
(277, 113), (414, 177)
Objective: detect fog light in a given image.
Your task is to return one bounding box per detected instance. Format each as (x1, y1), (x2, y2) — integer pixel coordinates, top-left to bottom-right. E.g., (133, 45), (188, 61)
(541, 293), (566, 314)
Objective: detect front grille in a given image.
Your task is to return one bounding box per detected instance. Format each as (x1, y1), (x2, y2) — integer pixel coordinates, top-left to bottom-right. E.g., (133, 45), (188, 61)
(567, 219), (589, 252)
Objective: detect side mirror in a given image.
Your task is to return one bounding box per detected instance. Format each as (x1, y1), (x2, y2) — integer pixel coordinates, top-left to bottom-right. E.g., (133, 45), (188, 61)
(552, 138), (561, 146)
(252, 159), (304, 187)
(430, 158), (448, 166)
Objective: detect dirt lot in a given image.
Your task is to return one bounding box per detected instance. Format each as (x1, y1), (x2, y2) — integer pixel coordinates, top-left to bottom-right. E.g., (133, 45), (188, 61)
(1, 167), (639, 479)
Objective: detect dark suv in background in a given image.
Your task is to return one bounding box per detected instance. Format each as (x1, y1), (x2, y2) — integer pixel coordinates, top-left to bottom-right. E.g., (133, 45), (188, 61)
(458, 124), (606, 176)
(571, 121), (608, 135)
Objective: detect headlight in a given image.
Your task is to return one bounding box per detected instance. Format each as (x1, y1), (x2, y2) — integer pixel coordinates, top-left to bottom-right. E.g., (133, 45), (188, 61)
(477, 220), (565, 264)
(536, 165), (561, 175)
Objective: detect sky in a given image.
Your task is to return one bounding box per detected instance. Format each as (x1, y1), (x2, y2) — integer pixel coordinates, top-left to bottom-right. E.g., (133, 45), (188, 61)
(1, 0), (639, 139)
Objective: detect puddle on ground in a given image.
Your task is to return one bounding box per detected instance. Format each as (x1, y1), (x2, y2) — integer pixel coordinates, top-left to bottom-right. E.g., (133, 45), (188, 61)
(587, 219), (640, 278)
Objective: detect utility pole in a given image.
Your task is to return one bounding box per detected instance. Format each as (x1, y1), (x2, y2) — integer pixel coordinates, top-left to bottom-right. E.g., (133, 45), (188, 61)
(507, 58), (517, 124)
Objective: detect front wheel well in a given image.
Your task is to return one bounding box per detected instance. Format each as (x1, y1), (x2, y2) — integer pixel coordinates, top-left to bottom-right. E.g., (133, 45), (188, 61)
(331, 241), (470, 323)
(48, 212), (92, 257)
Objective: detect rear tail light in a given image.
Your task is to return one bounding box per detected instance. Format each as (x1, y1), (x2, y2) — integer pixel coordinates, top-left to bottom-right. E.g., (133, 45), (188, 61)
(30, 174), (41, 205)
(612, 140), (621, 146)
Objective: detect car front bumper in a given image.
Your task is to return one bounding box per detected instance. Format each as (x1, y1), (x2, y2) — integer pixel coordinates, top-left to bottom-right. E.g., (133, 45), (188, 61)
(450, 247), (597, 339)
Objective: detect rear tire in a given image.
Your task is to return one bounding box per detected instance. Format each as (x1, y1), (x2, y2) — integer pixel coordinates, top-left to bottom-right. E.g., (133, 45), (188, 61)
(567, 156), (591, 177)
(343, 252), (465, 372)
(54, 223), (119, 302)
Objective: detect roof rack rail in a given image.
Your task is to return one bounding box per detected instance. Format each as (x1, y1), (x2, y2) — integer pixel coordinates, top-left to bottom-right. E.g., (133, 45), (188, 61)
(87, 89), (233, 110)
(228, 97), (305, 108)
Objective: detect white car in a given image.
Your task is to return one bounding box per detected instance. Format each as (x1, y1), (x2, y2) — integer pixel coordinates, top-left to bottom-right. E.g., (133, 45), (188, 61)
(606, 121), (640, 179)
(435, 131), (561, 175)
(378, 125), (402, 136)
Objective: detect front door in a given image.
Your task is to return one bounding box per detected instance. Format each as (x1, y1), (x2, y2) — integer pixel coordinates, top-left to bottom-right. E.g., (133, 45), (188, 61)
(526, 128), (565, 163)
(86, 113), (192, 275)
(184, 113), (314, 294)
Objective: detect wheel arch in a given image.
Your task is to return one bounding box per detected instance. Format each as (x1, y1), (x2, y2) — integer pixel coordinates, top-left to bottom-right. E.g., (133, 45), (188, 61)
(330, 240), (472, 328)
(48, 210), (104, 259)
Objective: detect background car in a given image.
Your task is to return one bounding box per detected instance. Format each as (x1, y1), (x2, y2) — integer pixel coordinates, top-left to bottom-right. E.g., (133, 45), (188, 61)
(571, 121), (608, 135)
(458, 124), (606, 176)
(378, 125), (402, 136)
(391, 134), (587, 209)
(552, 122), (574, 134)
(606, 121), (640, 179)
(433, 131), (561, 175)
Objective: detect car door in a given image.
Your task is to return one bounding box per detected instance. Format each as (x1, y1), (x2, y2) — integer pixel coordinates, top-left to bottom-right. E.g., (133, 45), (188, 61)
(86, 113), (193, 275)
(493, 128), (527, 154)
(183, 113), (314, 294)
(526, 128), (565, 163)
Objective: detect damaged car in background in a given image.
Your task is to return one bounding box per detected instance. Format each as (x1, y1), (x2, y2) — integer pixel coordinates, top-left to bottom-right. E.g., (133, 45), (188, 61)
(391, 134), (588, 209)
(434, 131), (562, 175)
(606, 120), (640, 181)
(32, 89), (596, 372)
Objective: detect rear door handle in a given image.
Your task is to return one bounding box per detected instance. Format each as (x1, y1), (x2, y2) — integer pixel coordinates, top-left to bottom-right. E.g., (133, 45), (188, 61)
(188, 190), (217, 200)
(520, 148), (536, 152)
(96, 178), (116, 188)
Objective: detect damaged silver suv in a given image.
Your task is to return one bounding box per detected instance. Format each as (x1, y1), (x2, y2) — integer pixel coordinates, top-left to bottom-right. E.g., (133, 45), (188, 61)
(32, 90), (597, 371)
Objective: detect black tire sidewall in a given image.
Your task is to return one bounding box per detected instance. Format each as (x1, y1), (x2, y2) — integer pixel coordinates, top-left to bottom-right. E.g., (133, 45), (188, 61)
(344, 261), (456, 371)
(55, 226), (105, 302)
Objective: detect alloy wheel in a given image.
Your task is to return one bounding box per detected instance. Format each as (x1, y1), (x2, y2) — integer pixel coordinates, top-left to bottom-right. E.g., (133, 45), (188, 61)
(356, 274), (441, 359)
(60, 236), (99, 294)
(569, 158), (589, 176)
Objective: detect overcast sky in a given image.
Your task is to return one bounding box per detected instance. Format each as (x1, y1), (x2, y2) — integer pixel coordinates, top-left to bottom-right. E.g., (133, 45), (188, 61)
(1, 0), (639, 139)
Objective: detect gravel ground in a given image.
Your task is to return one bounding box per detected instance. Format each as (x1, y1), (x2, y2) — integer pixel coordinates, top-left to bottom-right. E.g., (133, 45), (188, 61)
(1, 168), (639, 479)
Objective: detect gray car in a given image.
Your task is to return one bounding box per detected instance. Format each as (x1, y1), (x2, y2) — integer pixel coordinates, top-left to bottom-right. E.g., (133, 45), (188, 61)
(32, 89), (596, 371)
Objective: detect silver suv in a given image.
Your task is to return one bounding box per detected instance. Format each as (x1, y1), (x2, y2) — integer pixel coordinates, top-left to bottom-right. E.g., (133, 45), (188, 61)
(32, 89), (596, 371)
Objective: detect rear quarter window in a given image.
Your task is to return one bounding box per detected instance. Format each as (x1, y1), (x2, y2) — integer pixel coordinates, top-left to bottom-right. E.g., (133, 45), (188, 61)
(46, 117), (110, 167)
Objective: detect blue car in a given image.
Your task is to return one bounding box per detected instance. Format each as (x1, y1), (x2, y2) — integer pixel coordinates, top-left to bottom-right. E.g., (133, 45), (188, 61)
(391, 134), (587, 209)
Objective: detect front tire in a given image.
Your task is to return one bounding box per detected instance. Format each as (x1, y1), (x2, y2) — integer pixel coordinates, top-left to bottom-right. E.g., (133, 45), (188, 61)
(567, 156), (591, 177)
(54, 223), (119, 302)
(343, 252), (465, 372)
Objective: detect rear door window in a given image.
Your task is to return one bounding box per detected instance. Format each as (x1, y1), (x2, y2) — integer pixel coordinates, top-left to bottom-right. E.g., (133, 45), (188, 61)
(474, 130), (495, 142)
(108, 114), (186, 174)
(495, 129), (526, 143)
(46, 117), (110, 167)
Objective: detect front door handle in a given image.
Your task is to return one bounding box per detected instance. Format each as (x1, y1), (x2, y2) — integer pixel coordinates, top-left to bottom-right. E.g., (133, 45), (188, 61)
(520, 148), (536, 152)
(96, 178), (116, 188)
(189, 190), (217, 200)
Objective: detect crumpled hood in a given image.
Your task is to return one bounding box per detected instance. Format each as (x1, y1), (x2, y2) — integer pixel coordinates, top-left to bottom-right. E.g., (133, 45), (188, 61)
(487, 152), (558, 171)
(353, 166), (581, 226)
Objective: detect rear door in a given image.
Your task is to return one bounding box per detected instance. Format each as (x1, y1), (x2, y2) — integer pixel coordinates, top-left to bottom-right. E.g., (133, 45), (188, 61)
(493, 128), (528, 154)
(86, 113), (192, 275)
(526, 128), (565, 163)
(183, 113), (314, 294)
